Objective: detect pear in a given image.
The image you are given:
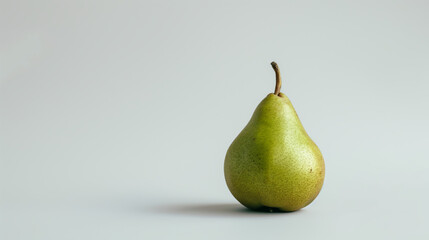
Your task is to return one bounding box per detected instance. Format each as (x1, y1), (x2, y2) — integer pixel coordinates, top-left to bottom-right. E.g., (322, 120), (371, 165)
(224, 62), (325, 212)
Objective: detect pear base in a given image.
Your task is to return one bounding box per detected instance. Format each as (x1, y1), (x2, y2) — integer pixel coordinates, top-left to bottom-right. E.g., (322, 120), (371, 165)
(246, 205), (297, 213)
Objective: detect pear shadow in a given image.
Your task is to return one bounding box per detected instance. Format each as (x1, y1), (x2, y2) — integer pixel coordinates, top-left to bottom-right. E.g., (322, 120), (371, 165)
(155, 203), (301, 217)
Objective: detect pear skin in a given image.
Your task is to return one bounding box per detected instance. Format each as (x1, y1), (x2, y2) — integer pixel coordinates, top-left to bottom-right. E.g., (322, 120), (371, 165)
(224, 62), (325, 212)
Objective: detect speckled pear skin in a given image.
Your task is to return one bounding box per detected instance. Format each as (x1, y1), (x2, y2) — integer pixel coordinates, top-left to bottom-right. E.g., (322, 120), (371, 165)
(224, 92), (325, 212)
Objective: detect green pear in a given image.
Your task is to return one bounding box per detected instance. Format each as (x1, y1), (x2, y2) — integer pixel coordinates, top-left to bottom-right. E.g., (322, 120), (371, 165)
(224, 62), (325, 212)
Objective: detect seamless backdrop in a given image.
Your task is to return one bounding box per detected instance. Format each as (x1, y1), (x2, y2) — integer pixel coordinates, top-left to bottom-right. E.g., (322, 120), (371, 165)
(1, 0), (429, 239)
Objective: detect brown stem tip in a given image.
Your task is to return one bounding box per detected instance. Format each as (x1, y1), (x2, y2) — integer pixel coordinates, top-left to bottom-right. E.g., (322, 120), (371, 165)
(271, 61), (282, 95)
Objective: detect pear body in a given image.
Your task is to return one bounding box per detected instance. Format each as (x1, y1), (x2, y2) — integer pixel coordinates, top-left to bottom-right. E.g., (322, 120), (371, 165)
(224, 93), (325, 212)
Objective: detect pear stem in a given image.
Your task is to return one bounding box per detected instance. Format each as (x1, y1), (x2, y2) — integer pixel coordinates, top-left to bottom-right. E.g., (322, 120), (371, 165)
(271, 62), (282, 95)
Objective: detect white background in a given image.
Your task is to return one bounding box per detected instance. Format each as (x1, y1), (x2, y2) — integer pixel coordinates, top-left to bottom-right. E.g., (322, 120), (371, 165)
(1, 1), (429, 239)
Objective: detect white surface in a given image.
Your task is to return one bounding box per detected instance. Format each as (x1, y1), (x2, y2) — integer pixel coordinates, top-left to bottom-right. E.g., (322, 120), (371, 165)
(1, 1), (429, 239)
